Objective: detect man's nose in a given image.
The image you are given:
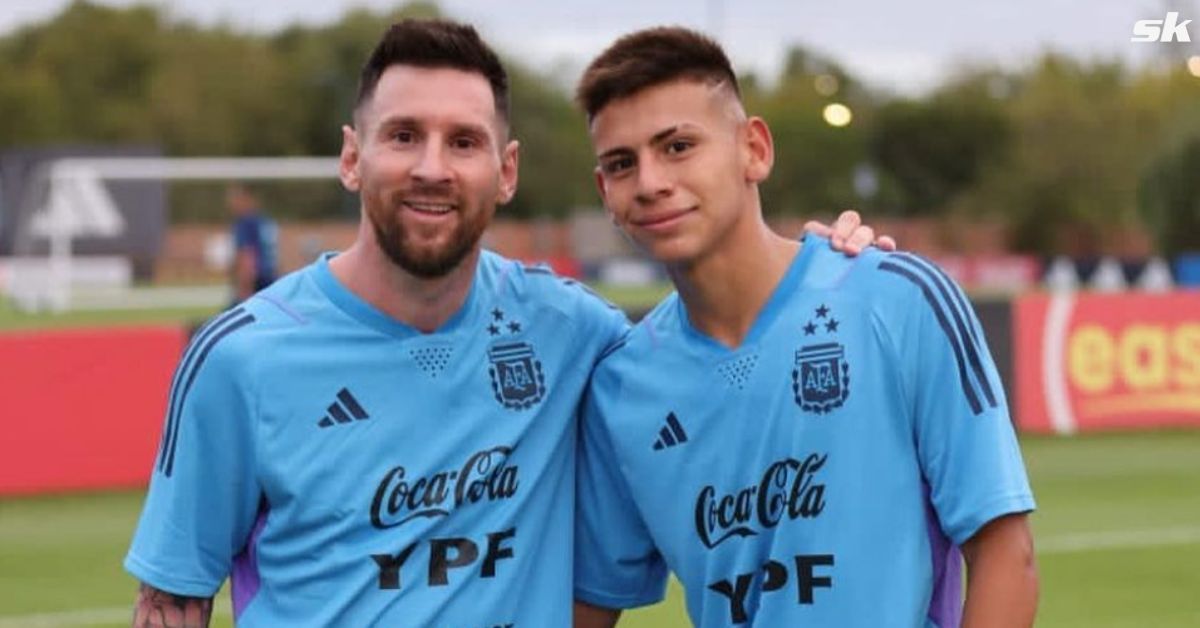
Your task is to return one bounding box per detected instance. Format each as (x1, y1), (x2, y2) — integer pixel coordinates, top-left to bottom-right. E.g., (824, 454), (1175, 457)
(411, 141), (452, 184)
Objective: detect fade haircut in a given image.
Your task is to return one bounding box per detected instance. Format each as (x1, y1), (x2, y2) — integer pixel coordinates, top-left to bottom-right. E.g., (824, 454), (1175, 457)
(355, 19), (509, 124)
(576, 26), (739, 121)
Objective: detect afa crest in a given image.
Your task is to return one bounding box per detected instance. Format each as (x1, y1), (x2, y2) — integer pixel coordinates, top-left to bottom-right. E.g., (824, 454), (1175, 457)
(792, 343), (849, 413)
(792, 303), (850, 414)
(488, 341), (546, 410)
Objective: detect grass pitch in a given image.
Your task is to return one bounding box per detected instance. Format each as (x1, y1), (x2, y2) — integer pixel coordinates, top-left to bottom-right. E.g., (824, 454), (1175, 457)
(0, 282), (672, 333)
(1, 431), (1198, 627)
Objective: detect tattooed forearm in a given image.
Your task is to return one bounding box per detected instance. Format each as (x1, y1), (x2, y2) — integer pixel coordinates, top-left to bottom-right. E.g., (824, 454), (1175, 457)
(132, 583), (213, 628)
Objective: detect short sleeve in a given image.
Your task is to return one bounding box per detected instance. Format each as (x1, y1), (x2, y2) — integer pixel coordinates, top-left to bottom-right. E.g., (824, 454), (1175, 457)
(124, 309), (262, 596)
(571, 279), (631, 368)
(891, 257), (1035, 546)
(574, 370), (668, 609)
(594, 306), (631, 365)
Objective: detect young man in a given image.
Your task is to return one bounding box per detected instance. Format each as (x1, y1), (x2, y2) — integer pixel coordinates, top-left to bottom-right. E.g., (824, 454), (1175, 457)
(573, 28), (1038, 627)
(226, 184), (278, 303)
(125, 18), (880, 627)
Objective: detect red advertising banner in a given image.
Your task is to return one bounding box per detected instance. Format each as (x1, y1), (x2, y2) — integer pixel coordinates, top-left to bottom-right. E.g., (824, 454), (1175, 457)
(935, 255), (1041, 293)
(1015, 292), (1200, 433)
(0, 326), (185, 494)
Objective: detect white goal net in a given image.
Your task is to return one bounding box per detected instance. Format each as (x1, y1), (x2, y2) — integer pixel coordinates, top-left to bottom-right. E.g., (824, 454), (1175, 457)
(2, 156), (340, 313)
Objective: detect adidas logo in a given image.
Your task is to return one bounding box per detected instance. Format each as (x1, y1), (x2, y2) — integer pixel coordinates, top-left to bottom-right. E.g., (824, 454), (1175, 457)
(652, 412), (689, 451)
(317, 388), (370, 428)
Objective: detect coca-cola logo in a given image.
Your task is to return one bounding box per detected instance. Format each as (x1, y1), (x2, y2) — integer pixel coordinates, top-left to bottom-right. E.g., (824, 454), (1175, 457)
(370, 446), (520, 529)
(694, 452), (828, 549)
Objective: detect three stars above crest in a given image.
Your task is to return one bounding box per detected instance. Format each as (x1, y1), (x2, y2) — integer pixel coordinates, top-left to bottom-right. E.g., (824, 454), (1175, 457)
(803, 304), (839, 336)
(487, 308), (523, 337)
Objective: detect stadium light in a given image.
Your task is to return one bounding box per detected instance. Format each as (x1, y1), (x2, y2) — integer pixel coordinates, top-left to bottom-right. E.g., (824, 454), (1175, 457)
(814, 74), (839, 96)
(822, 103), (853, 127)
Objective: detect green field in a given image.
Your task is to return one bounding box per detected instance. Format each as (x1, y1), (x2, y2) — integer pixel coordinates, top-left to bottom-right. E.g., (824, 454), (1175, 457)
(2, 431), (1198, 627)
(0, 282), (673, 333)
(0, 302), (220, 332)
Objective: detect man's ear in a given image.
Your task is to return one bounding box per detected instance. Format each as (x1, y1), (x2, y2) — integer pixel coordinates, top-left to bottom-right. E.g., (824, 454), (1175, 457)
(339, 124), (361, 192)
(496, 139), (520, 205)
(743, 116), (774, 184)
(593, 167), (608, 203)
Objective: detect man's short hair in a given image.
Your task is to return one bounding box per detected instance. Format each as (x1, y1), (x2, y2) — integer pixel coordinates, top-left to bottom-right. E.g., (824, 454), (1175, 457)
(576, 26), (739, 121)
(356, 19), (509, 123)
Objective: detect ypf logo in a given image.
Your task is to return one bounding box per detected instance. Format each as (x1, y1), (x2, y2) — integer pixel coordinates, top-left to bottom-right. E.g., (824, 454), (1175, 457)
(1131, 12), (1192, 43)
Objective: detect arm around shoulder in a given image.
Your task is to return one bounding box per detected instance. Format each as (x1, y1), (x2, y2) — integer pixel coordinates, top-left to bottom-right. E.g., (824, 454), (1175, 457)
(960, 513), (1039, 628)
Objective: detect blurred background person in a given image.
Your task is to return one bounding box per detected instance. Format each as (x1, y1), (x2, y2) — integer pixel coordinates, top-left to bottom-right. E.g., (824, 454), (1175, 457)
(227, 183), (278, 303)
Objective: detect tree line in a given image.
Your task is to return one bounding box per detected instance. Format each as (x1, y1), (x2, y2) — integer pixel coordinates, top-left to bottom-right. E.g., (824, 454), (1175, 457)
(1, 1), (1197, 255)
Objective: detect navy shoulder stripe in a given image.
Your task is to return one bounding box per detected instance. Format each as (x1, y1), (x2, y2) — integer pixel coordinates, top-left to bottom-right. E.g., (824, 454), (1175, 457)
(560, 276), (623, 312)
(517, 262), (623, 313)
(891, 253), (997, 409)
(596, 337), (628, 363)
(877, 256), (996, 415)
(894, 253), (983, 351)
(158, 307), (257, 477)
(156, 307), (244, 470)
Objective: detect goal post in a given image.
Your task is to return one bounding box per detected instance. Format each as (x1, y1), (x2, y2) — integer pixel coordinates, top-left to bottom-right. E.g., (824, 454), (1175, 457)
(3, 156), (341, 313)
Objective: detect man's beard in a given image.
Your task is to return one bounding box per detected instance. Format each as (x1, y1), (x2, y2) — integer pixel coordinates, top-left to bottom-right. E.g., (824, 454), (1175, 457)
(368, 191), (490, 279)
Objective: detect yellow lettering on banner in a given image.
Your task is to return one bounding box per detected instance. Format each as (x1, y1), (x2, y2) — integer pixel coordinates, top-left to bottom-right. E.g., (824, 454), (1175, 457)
(1120, 325), (1168, 390)
(1175, 324), (1200, 388)
(1069, 325), (1114, 392)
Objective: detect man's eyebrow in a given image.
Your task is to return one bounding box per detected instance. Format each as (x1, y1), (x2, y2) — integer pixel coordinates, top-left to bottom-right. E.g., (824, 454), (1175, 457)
(597, 145), (633, 161)
(375, 115), (419, 131)
(451, 121), (492, 137)
(374, 116), (493, 141)
(648, 125), (680, 146)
